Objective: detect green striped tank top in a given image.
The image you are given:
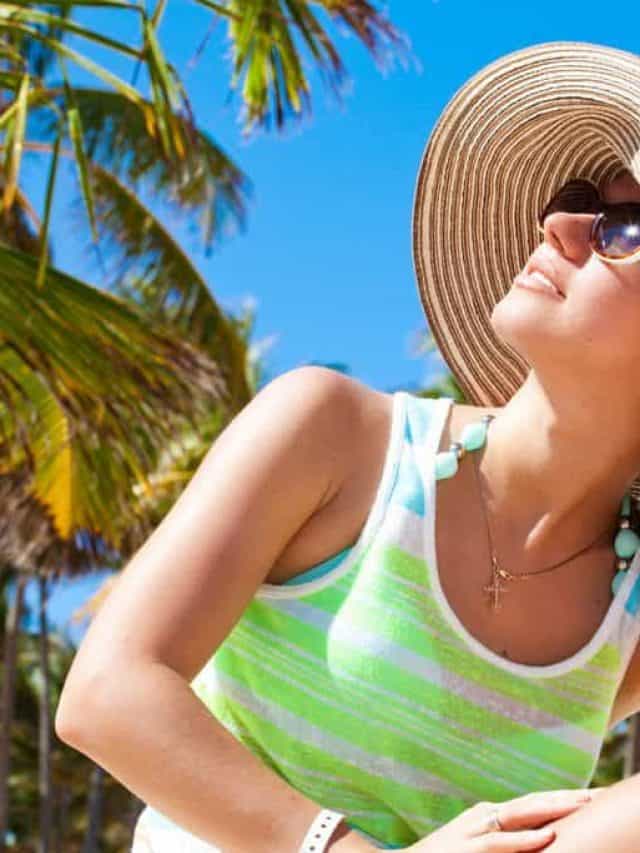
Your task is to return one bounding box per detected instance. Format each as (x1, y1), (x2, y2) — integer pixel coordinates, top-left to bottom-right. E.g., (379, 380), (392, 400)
(132, 391), (640, 851)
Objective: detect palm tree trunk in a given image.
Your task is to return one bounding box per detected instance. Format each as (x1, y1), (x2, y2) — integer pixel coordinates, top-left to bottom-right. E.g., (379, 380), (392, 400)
(0, 566), (27, 853)
(55, 785), (72, 853)
(82, 763), (105, 853)
(37, 572), (53, 853)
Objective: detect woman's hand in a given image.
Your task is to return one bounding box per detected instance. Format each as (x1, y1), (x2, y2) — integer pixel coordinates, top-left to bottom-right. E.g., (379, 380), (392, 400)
(402, 788), (603, 852)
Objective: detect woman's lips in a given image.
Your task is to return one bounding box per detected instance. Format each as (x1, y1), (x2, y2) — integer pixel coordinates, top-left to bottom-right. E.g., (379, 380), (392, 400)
(513, 270), (564, 300)
(523, 256), (565, 297)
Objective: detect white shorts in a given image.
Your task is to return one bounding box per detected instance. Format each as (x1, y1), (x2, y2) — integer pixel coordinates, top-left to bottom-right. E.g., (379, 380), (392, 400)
(130, 806), (222, 852)
(130, 805), (392, 851)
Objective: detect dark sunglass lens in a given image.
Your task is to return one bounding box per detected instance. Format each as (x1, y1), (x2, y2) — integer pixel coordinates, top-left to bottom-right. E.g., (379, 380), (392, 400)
(592, 209), (640, 258)
(538, 180), (600, 228)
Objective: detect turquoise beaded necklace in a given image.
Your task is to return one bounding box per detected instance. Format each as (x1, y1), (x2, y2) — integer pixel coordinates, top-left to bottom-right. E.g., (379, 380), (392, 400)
(434, 412), (640, 610)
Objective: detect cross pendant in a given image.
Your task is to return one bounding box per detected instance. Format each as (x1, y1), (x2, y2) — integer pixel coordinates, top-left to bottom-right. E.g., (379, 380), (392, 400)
(483, 556), (509, 611)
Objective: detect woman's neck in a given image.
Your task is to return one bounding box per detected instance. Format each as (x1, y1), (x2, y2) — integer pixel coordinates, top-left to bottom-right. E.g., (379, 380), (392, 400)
(474, 371), (640, 570)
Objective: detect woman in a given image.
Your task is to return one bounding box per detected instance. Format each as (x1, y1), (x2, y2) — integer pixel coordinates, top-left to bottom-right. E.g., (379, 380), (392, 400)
(56, 41), (640, 852)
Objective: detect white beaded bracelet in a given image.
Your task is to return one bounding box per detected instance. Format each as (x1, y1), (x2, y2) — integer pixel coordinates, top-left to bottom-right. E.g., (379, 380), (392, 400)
(298, 808), (346, 853)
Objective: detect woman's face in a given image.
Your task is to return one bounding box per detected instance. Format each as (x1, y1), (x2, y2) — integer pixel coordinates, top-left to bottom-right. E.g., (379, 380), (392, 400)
(491, 169), (640, 384)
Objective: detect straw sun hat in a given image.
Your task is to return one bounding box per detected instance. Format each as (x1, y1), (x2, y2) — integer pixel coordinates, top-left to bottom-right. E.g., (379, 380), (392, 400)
(411, 40), (640, 503)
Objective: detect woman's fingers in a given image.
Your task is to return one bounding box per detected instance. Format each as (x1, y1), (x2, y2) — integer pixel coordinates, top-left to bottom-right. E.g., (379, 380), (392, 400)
(478, 789), (593, 832)
(470, 826), (556, 852)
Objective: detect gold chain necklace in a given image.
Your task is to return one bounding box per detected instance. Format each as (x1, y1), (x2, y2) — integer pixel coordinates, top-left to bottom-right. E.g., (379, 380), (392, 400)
(470, 417), (615, 611)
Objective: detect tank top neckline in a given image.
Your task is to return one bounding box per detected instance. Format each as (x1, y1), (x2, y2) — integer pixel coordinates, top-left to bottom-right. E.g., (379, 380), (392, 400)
(421, 394), (640, 679)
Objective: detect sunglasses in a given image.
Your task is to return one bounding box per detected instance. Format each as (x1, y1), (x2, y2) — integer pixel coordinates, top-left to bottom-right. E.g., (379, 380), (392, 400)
(537, 179), (640, 265)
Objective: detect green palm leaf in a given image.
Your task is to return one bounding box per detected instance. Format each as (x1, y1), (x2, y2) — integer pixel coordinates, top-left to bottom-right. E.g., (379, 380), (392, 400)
(194, 0), (411, 132)
(85, 158), (253, 409)
(0, 183), (42, 255)
(11, 0), (72, 79)
(0, 3), (141, 62)
(14, 134), (252, 408)
(33, 87), (252, 255)
(2, 72), (29, 210)
(0, 243), (229, 558)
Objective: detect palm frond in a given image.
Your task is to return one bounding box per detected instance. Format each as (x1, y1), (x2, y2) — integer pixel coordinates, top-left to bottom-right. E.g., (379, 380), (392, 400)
(33, 87), (252, 255)
(61, 68), (98, 242)
(0, 3), (141, 62)
(0, 183), (41, 255)
(2, 72), (30, 211)
(11, 0), (73, 79)
(0, 241), (228, 476)
(0, 463), (115, 578)
(35, 125), (60, 287)
(0, 241), (239, 569)
(195, 0), (411, 132)
(83, 158), (252, 408)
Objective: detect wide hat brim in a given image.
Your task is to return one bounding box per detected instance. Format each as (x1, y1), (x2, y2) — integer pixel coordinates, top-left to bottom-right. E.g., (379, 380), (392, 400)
(412, 40), (640, 501)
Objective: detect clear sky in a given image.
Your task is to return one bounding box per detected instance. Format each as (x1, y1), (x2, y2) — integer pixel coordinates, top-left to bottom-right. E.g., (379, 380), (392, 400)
(11, 0), (640, 644)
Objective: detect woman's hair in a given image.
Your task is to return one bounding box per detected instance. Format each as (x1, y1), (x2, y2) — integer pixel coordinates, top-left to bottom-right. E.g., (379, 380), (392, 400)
(630, 496), (640, 537)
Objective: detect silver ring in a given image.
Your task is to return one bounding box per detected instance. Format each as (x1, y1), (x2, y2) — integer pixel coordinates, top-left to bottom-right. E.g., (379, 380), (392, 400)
(486, 806), (504, 833)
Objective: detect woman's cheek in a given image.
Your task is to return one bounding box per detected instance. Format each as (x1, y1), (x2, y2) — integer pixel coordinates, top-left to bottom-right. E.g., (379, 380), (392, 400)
(569, 285), (636, 371)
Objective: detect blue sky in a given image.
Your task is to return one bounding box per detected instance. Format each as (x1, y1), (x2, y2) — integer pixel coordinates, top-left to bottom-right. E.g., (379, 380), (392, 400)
(10, 0), (640, 644)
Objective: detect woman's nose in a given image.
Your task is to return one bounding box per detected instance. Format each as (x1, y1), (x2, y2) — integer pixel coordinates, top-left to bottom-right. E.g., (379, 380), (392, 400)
(539, 211), (596, 265)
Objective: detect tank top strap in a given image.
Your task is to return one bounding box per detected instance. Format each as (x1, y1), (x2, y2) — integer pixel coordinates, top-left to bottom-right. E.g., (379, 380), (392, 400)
(402, 393), (454, 495)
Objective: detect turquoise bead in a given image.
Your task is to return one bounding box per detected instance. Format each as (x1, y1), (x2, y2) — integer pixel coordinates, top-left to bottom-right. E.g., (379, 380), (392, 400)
(612, 569), (627, 596)
(435, 450), (458, 480)
(622, 494), (631, 516)
(626, 577), (640, 616)
(614, 528), (640, 559)
(460, 421), (488, 451)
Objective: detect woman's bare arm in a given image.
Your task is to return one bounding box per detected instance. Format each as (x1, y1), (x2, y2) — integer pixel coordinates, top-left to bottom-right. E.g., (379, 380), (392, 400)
(56, 366), (373, 853)
(542, 771), (640, 851)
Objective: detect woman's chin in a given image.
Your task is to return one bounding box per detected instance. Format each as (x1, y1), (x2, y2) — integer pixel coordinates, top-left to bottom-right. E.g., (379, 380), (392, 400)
(489, 290), (547, 355)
